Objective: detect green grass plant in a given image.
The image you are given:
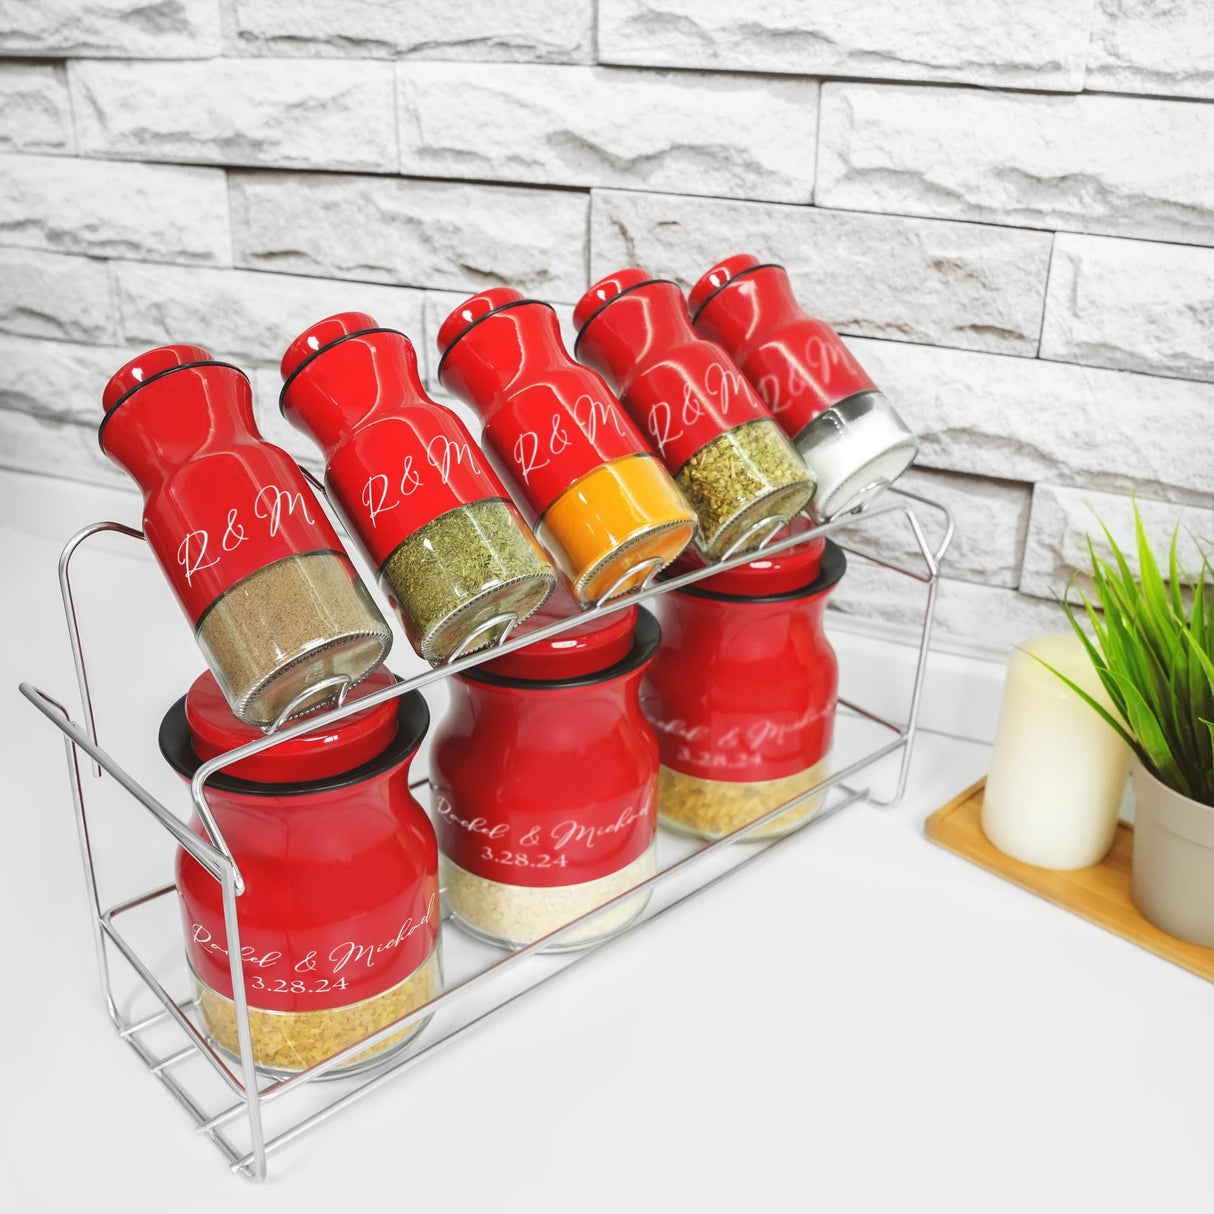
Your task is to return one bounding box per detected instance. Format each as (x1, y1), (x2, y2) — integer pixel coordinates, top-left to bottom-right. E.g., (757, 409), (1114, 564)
(1038, 505), (1214, 807)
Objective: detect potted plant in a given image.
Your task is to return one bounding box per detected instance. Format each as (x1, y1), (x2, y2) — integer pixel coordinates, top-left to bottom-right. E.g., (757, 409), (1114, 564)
(1041, 506), (1214, 946)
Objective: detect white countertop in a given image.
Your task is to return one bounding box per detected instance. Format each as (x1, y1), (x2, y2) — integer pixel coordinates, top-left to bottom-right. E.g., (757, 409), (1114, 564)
(1, 469), (1210, 1213)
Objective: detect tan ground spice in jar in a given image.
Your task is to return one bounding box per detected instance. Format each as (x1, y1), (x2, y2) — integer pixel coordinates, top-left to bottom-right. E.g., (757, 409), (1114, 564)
(657, 756), (831, 841)
(196, 947), (442, 1075)
(441, 843), (657, 950)
(381, 499), (555, 662)
(673, 419), (814, 559)
(195, 552), (392, 728)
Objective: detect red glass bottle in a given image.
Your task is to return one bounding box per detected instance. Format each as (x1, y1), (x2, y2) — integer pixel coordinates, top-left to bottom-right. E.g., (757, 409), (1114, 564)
(280, 312), (556, 662)
(161, 667), (441, 1074)
(689, 255), (918, 519)
(574, 268), (814, 559)
(100, 344), (391, 727)
(642, 524), (846, 840)
(431, 592), (660, 949)
(436, 288), (696, 605)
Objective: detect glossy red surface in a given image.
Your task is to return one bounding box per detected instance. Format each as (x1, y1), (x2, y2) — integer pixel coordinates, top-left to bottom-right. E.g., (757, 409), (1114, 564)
(185, 666), (400, 783)
(166, 692), (439, 1013)
(575, 268), (772, 472)
(672, 515), (825, 597)
(480, 584), (637, 681)
(690, 256), (878, 440)
(280, 310), (376, 381)
(436, 288), (649, 520)
(281, 314), (516, 570)
(642, 544), (844, 783)
(100, 347), (348, 624)
(102, 343), (214, 409)
(432, 610), (659, 887)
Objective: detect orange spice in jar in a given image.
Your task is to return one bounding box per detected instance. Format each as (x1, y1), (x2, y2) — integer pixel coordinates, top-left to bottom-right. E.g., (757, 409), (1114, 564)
(536, 457), (695, 601)
(437, 290), (696, 604)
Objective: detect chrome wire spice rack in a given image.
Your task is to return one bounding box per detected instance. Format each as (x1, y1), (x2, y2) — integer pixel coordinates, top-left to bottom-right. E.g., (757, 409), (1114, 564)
(21, 486), (953, 1182)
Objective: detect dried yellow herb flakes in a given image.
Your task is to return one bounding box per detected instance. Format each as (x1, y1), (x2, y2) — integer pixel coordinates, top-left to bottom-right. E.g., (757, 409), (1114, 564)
(197, 947), (441, 1074)
(442, 842), (656, 949)
(658, 756), (830, 841)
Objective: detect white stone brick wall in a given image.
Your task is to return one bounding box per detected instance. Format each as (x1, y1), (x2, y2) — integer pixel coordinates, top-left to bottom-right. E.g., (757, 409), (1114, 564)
(0, 0), (1210, 654)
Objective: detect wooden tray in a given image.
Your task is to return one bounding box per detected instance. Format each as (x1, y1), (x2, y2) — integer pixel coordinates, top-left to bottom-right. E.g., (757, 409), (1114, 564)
(925, 777), (1214, 984)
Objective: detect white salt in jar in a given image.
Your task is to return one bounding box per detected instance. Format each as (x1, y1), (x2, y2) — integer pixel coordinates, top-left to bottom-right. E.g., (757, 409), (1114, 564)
(690, 256), (918, 519)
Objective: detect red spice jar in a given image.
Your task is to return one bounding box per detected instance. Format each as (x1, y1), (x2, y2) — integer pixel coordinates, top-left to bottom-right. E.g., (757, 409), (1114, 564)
(436, 288), (696, 606)
(100, 344), (392, 728)
(689, 255), (918, 519)
(574, 268), (814, 559)
(642, 523), (846, 841)
(280, 312), (556, 663)
(160, 668), (441, 1075)
(430, 593), (660, 950)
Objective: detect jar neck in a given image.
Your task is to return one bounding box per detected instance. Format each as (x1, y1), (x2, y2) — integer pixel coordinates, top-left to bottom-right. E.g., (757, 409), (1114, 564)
(577, 282), (696, 387)
(674, 582), (834, 633)
(282, 330), (437, 454)
(188, 752), (420, 823)
(694, 265), (803, 361)
(454, 660), (651, 705)
(439, 305), (568, 420)
(101, 364), (259, 488)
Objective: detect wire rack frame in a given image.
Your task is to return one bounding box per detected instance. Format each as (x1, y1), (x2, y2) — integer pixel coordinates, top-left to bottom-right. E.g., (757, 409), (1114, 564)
(20, 486), (953, 1182)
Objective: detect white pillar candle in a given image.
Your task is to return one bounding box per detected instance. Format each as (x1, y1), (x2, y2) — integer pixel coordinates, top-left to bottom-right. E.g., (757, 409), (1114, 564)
(981, 632), (1131, 870)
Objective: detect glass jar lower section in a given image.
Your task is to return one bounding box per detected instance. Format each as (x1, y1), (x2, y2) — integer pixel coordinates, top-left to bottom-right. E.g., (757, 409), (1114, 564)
(674, 418), (815, 560)
(442, 840), (657, 951)
(195, 551), (393, 729)
(536, 454), (696, 605)
(195, 946), (442, 1077)
(794, 391), (918, 520)
(380, 499), (557, 663)
(657, 755), (831, 841)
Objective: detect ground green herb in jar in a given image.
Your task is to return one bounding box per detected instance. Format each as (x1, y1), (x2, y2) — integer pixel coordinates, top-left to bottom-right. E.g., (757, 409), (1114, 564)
(673, 418), (815, 559)
(381, 498), (556, 662)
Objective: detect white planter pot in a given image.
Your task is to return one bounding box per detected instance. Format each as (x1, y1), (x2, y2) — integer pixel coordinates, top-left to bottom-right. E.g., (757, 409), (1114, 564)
(1131, 761), (1214, 947)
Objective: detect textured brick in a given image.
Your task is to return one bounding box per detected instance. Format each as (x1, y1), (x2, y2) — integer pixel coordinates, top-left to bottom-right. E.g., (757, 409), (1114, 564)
(0, 409), (129, 489)
(1020, 483), (1214, 602)
(114, 262), (425, 368)
(848, 337), (1214, 504)
(0, 333), (127, 424)
(222, 0), (592, 62)
(1087, 0), (1214, 101)
(230, 170), (588, 300)
(0, 1), (221, 58)
(0, 154), (230, 264)
(0, 248), (117, 344)
(817, 85), (1214, 246)
(0, 62), (73, 152)
(70, 57), (396, 172)
(0, 334), (323, 483)
(397, 63), (817, 203)
(598, 0), (1092, 90)
(589, 190), (1050, 356)
(1041, 234), (1214, 382)
(830, 565), (1064, 655)
(249, 368), (324, 469)
(841, 469), (1030, 590)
